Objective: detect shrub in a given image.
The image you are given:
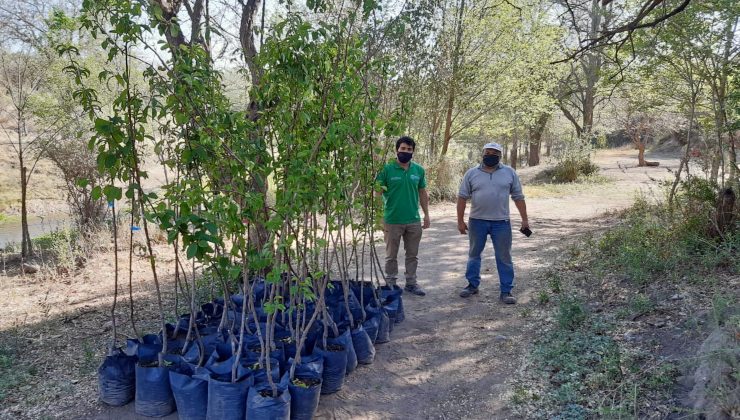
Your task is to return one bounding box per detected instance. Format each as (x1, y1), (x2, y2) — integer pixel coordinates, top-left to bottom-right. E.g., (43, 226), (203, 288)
(552, 158), (599, 183)
(556, 296), (588, 330)
(424, 157), (472, 203)
(595, 179), (739, 284)
(32, 228), (81, 270)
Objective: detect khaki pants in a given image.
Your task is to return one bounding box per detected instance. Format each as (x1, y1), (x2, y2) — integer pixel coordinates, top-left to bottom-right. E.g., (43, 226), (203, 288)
(383, 222), (423, 286)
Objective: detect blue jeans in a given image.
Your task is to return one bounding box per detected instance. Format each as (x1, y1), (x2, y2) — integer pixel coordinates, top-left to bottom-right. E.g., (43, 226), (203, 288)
(465, 218), (514, 293)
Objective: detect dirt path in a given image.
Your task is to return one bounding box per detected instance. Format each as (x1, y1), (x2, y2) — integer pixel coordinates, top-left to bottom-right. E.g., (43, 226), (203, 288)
(312, 148), (683, 420)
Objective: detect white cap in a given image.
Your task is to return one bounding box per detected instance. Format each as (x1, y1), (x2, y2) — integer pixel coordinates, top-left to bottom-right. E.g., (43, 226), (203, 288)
(483, 142), (503, 152)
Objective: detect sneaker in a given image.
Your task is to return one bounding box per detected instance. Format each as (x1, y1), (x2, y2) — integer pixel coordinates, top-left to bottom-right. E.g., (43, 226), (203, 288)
(459, 285), (479, 298)
(404, 284), (426, 296)
(500, 293), (517, 304)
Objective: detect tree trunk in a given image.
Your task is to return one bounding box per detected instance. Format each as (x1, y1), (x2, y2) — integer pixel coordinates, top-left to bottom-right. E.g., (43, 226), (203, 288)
(714, 188), (736, 237)
(523, 139), (529, 166)
(636, 141), (659, 167)
(581, 0), (604, 138)
(441, 92), (454, 156)
(239, 0), (270, 248)
(20, 166), (32, 257)
(669, 87), (698, 206)
(528, 113), (549, 167)
(18, 109), (32, 258)
(430, 110), (440, 159)
(440, 0), (466, 157)
(729, 134), (738, 185)
(637, 141), (646, 167)
(510, 135), (518, 170)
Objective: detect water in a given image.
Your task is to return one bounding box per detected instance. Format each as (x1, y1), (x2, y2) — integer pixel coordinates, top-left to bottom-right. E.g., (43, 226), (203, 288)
(0, 214), (72, 249)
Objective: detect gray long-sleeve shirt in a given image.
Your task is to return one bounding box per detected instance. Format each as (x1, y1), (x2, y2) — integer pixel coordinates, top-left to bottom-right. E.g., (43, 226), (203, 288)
(458, 164), (525, 221)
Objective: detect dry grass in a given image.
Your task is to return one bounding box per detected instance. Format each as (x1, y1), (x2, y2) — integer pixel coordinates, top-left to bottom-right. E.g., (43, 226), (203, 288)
(525, 174), (613, 199)
(0, 240), (181, 419)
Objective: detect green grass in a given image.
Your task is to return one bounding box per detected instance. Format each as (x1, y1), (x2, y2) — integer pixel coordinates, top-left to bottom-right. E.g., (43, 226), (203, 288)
(0, 346), (30, 402)
(531, 296), (679, 417)
(522, 178), (737, 417)
(594, 196), (740, 284)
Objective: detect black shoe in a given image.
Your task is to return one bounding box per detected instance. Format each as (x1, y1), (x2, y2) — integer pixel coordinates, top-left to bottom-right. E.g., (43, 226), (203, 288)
(404, 284), (426, 296)
(459, 285), (479, 298)
(500, 293), (517, 304)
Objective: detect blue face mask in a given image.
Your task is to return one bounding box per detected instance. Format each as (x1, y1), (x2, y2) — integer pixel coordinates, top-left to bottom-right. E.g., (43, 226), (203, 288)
(483, 155), (500, 167)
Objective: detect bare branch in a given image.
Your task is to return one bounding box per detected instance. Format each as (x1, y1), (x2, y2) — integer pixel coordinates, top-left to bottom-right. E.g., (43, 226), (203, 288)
(554, 0), (693, 63)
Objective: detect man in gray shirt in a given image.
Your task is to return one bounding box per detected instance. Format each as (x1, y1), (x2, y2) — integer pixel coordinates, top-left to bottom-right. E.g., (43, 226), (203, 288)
(456, 142), (530, 303)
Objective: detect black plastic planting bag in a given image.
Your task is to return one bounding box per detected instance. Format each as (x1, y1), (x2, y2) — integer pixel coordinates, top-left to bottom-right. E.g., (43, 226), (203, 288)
(289, 353), (324, 378)
(351, 324), (375, 365)
(126, 334), (162, 364)
(251, 277), (268, 305)
(242, 355), (281, 388)
(98, 348), (136, 406)
(177, 312), (206, 334)
(326, 281), (363, 325)
(350, 281), (378, 309)
(330, 326), (357, 374)
(243, 334), (286, 375)
(206, 371), (253, 420)
(314, 343), (347, 394)
(246, 372), (291, 420)
(169, 363), (208, 420)
(161, 325), (187, 354)
(135, 363), (176, 417)
(288, 354), (323, 420)
(181, 328), (229, 365)
(204, 347), (239, 382)
(296, 321), (322, 356)
(374, 304), (391, 344)
(362, 305), (381, 343)
(201, 302), (223, 322)
(381, 285), (405, 323)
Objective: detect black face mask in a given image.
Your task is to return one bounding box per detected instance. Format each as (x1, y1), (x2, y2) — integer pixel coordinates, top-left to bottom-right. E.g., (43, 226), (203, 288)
(483, 155), (500, 167)
(397, 152), (413, 163)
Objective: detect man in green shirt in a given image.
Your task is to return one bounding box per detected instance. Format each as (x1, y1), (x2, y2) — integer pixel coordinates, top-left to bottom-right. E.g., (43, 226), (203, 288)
(376, 136), (430, 296)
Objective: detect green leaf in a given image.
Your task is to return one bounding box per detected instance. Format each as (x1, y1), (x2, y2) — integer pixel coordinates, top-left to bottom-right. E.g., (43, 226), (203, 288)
(174, 112), (188, 125)
(91, 186), (102, 200)
(94, 118), (112, 134)
(186, 243), (198, 259)
(228, 266), (241, 280)
(103, 185), (123, 201)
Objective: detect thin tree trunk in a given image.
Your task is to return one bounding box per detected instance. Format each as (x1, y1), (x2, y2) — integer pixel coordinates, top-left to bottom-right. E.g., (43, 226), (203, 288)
(510, 134), (518, 170)
(240, 0), (270, 249)
(440, 0), (465, 156)
(523, 139), (528, 166)
(528, 113), (549, 167)
(581, 0), (603, 138)
(429, 114), (439, 159)
(441, 93), (455, 156)
(669, 86), (698, 206)
(637, 141), (646, 167)
(21, 166), (31, 257)
(18, 110), (32, 257)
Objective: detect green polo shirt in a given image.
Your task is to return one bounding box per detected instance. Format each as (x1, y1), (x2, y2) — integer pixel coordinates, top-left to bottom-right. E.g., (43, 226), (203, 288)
(376, 160), (427, 224)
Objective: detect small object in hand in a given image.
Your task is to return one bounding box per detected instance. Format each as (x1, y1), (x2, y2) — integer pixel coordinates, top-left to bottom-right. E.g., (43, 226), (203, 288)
(520, 227), (532, 237)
